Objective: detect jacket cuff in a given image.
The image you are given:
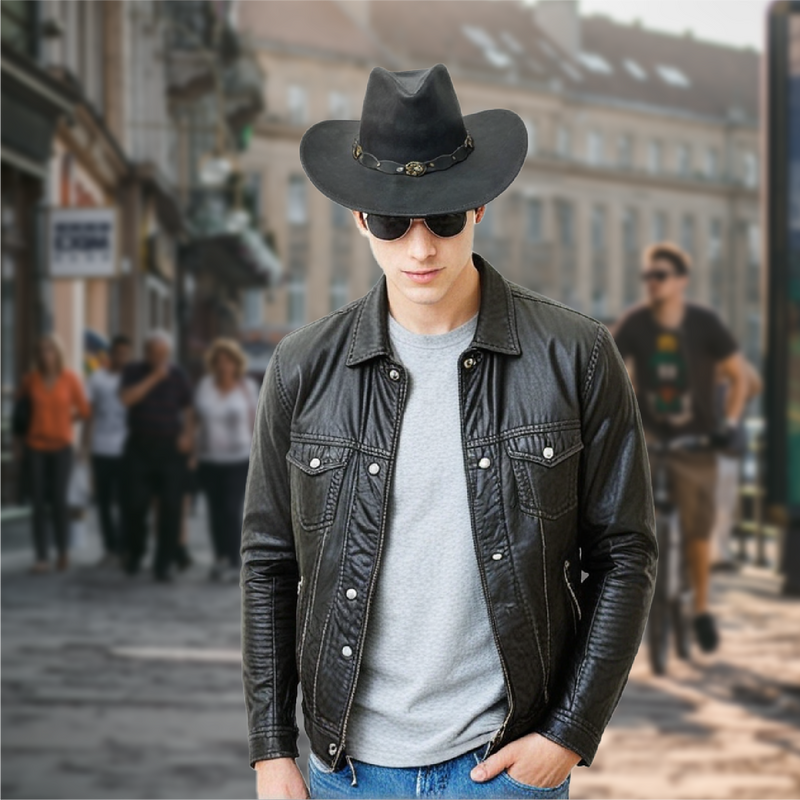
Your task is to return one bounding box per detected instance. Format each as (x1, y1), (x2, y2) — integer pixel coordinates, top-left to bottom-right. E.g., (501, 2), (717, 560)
(249, 727), (300, 768)
(534, 708), (602, 767)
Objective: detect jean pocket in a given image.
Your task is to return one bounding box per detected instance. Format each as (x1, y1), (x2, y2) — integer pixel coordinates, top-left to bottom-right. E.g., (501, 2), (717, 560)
(497, 769), (571, 798)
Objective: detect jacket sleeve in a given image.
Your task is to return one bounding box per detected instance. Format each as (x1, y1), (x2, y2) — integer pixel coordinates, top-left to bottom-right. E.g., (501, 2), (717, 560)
(534, 323), (658, 766)
(240, 338), (301, 767)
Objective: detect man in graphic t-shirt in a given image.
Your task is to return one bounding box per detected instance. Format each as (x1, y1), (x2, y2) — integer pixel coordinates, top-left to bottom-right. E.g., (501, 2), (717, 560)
(612, 242), (749, 652)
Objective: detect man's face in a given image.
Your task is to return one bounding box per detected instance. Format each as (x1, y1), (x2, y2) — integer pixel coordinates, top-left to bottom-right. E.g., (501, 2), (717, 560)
(641, 257), (688, 304)
(145, 339), (170, 367)
(110, 343), (131, 371)
(352, 207), (485, 308)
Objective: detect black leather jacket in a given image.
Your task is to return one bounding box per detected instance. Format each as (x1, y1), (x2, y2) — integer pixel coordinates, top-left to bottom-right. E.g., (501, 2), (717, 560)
(241, 254), (657, 772)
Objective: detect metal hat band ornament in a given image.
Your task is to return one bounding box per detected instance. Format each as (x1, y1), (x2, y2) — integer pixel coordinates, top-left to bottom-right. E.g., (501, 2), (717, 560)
(352, 132), (475, 177)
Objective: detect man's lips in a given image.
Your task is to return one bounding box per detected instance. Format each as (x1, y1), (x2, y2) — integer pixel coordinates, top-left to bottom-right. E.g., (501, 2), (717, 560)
(403, 268), (443, 284)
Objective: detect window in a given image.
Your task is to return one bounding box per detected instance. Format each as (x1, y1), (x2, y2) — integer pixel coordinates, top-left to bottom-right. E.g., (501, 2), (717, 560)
(623, 59), (647, 80)
(680, 214), (695, 256)
(655, 64), (691, 88)
(328, 90), (350, 119)
(705, 147), (718, 179)
(591, 206), (606, 249)
(332, 201), (350, 229)
(557, 200), (574, 247)
(287, 273), (306, 326)
(578, 52), (613, 75)
(708, 218), (723, 262)
(648, 140), (662, 174)
(526, 199), (542, 242)
(242, 288), (264, 328)
(586, 130), (603, 166)
(617, 135), (633, 168)
(523, 119), (537, 158)
(742, 151), (758, 188)
(1, 0), (37, 57)
(746, 222), (761, 267)
(287, 175), (307, 225)
(652, 210), (668, 243)
(556, 126), (571, 158)
(330, 276), (348, 312)
(622, 208), (638, 253)
(676, 143), (691, 176)
(287, 85), (308, 125)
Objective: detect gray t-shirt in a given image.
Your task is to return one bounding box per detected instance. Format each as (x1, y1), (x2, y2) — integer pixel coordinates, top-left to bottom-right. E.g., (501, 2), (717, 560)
(345, 309), (508, 767)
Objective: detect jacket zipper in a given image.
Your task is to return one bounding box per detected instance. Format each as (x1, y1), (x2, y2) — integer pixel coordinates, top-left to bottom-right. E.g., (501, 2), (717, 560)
(457, 352), (514, 757)
(563, 559), (582, 631)
(336, 363), (410, 764)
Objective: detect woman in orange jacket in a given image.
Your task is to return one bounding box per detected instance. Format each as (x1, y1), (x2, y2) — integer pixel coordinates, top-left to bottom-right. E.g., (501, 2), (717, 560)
(16, 333), (90, 573)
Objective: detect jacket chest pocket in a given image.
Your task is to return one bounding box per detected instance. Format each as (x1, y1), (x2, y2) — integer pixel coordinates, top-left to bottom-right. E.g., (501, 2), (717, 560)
(285, 440), (353, 532)
(504, 424), (584, 520)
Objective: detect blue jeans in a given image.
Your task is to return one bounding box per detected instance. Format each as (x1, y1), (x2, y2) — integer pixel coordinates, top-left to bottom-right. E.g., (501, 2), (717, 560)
(307, 741), (571, 799)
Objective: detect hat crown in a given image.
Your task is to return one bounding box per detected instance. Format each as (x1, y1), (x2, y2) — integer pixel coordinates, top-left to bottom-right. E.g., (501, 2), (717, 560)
(358, 64), (468, 165)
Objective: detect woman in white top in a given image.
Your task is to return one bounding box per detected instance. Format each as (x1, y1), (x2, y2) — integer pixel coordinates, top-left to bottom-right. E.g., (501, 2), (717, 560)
(194, 338), (259, 580)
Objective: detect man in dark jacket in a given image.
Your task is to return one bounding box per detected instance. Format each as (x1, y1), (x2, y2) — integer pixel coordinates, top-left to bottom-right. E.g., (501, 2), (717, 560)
(241, 64), (657, 800)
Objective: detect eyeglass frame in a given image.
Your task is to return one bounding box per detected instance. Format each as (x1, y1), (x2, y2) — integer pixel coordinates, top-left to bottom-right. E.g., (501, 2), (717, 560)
(358, 210), (475, 241)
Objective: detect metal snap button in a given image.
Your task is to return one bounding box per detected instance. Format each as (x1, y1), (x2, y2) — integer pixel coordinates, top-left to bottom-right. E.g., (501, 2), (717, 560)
(388, 368), (401, 381)
(543, 446), (554, 460)
(309, 457), (321, 469)
(491, 552), (503, 560)
(368, 462), (380, 475)
(463, 356), (476, 369)
(328, 743), (337, 755)
(478, 457), (491, 469)
(342, 645), (353, 657)
(346, 588), (357, 600)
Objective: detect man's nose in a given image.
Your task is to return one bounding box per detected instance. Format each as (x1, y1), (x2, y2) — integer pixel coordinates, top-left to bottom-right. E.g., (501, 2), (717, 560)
(405, 219), (437, 260)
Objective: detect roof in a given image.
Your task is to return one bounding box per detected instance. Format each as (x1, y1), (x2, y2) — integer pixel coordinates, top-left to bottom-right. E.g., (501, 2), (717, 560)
(244, 0), (759, 125)
(237, 0), (389, 65)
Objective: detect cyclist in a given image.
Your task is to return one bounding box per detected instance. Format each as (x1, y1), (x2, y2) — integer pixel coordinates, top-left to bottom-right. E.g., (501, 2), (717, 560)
(611, 242), (748, 652)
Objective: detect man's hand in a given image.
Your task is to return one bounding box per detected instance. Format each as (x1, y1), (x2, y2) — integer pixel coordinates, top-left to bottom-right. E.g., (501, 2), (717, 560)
(469, 732), (580, 789)
(255, 757), (309, 800)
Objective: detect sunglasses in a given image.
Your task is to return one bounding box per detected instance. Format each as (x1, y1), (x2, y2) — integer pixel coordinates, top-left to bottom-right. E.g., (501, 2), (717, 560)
(361, 211), (468, 241)
(640, 269), (674, 283)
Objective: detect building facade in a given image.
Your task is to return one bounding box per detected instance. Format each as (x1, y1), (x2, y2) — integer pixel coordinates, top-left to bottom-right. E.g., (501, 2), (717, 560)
(239, 0), (762, 369)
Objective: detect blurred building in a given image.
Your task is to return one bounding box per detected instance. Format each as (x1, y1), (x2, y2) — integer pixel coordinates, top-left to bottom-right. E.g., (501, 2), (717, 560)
(0, 0), (277, 515)
(239, 0), (761, 366)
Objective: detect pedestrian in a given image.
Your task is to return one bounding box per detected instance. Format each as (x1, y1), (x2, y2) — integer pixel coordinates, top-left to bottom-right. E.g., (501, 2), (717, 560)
(241, 64), (657, 800)
(83, 334), (132, 566)
(15, 333), (90, 573)
(710, 357), (763, 570)
(194, 338), (258, 582)
(611, 241), (749, 652)
(119, 330), (194, 582)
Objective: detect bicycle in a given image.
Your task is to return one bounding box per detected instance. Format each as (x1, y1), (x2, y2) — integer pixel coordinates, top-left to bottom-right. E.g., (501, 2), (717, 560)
(645, 432), (715, 676)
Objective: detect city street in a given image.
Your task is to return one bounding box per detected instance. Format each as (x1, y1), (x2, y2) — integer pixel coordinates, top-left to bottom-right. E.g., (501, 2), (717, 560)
(2, 502), (799, 799)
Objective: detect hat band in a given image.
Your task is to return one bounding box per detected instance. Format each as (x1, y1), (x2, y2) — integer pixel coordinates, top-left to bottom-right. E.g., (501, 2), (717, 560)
(352, 132), (474, 177)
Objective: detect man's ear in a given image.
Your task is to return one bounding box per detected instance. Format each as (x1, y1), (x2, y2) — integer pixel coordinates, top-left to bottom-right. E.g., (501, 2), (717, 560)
(474, 206), (486, 224)
(352, 210), (370, 238)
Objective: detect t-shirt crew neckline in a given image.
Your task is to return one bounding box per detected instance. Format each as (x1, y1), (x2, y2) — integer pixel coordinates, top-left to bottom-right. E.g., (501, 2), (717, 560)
(387, 309), (479, 349)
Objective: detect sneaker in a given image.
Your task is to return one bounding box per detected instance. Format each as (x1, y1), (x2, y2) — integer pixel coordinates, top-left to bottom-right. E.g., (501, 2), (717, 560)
(693, 612), (720, 653)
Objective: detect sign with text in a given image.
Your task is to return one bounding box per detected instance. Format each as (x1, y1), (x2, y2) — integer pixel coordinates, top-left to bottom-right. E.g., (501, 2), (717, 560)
(49, 207), (118, 278)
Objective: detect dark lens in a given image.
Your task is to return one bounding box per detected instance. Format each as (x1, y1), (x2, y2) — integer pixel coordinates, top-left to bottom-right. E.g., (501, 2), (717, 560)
(365, 214), (412, 241)
(425, 212), (468, 238)
(641, 270), (669, 282)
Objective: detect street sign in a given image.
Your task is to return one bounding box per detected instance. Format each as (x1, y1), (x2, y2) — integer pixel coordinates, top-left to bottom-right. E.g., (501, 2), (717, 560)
(48, 206), (118, 278)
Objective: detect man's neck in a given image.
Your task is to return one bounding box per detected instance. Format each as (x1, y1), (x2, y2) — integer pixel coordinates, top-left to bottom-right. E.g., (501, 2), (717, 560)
(650, 293), (686, 329)
(386, 256), (481, 335)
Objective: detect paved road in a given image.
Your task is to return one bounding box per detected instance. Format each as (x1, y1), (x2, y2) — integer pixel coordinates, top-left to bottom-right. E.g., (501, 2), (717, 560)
(2, 503), (799, 799)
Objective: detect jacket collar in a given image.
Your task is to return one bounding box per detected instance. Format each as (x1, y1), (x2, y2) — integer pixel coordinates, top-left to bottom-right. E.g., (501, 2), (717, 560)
(345, 252), (521, 366)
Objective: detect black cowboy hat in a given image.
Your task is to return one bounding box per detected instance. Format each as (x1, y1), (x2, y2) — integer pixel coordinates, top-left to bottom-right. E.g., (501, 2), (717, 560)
(299, 63), (528, 216)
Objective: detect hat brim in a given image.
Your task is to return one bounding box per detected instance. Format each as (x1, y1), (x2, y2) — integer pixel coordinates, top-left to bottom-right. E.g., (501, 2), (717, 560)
(299, 109), (527, 216)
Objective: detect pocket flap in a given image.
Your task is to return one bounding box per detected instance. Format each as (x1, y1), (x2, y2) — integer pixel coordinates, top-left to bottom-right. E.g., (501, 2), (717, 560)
(286, 440), (352, 475)
(504, 424), (584, 468)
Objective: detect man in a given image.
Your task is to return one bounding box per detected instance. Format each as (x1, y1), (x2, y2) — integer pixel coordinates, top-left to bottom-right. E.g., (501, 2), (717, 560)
(612, 242), (748, 652)
(241, 64), (657, 800)
(84, 334), (132, 566)
(119, 330), (194, 582)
